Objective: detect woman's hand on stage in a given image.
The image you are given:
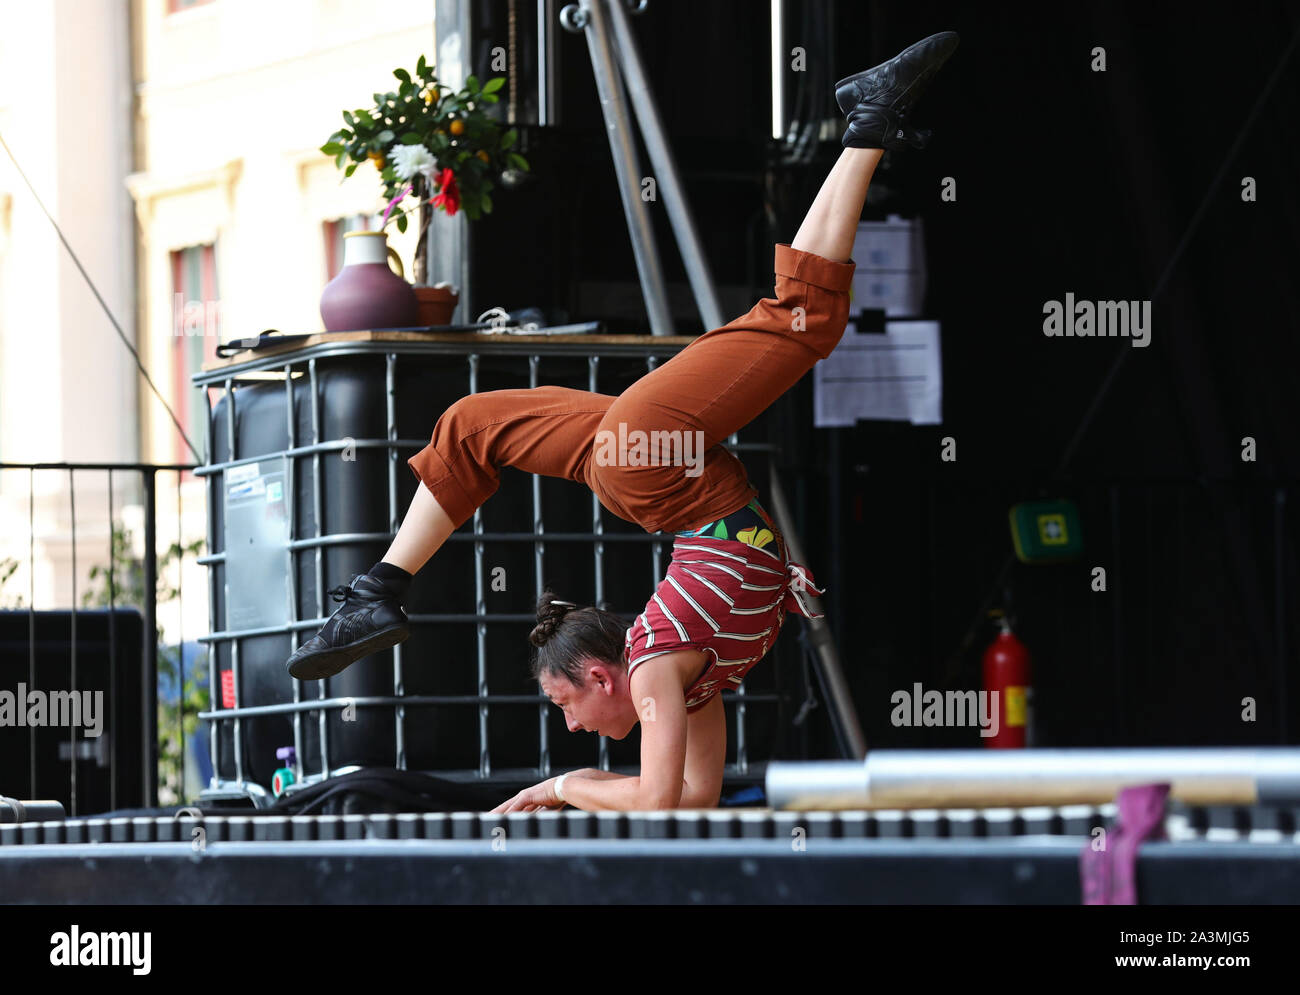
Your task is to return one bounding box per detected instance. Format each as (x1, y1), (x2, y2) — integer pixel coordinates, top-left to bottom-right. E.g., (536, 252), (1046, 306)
(490, 776), (566, 814)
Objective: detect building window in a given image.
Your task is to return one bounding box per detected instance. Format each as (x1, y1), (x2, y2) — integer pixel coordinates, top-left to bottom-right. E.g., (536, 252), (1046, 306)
(169, 243), (219, 471)
(323, 214), (372, 280)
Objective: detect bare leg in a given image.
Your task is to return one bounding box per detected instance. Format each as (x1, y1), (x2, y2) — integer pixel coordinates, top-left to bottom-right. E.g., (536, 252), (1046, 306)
(790, 147), (884, 263)
(381, 483), (455, 574)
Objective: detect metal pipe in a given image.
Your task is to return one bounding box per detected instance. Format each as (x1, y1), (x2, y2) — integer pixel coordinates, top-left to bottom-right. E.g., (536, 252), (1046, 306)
(770, 0), (784, 140)
(531, 354), (549, 777)
(197, 521), (737, 559)
(190, 438), (432, 476)
(67, 468), (77, 816)
(470, 354), (490, 777)
(196, 688), (783, 722)
(538, 0), (558, 125)
(604, 0), (725, 332)
(588, 355), (606, 775)
(387, 352), (406, 770)
(204, 388), (219, 792)
(0, 798), (66, 823)
(189, 339), (694, 387)
(27, 469), (35, 798)
(574, 0), (674, 336)
(174, 469), (184, 802)
(284, 363), (304, 781)
(767, 462), (866, 760)
(143, 468), (159, 805)
(309, 359), (327, 779)
(107, 468), (117, 811)
(766, 748), (1300, 810)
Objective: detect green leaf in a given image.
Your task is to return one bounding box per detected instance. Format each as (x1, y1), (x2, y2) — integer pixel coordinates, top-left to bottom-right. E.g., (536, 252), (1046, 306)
(394, 68), (411, 83)
(501, 128), (516, 150)
(334, 151), (347, 169)
(483, 77), (505, 94)
(466, 74), (480, 92)
(481, 192), (492, 213)
(396, 213), (408, 233)
(377, 129), (395, 145)
(417, 53), (427, 76)
(345, 162), (359, 177)
(321, 141), (345, 156)
(482, 93), (499, 103)
(507, 153), (530, 171)
(356, 109), (375, 127)
(343, 110), (355, 127)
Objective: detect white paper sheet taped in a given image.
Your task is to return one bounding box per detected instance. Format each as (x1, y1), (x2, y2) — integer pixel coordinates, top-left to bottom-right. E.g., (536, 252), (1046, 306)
(849, 214), (926, 317)
(813, 319), (943, 426)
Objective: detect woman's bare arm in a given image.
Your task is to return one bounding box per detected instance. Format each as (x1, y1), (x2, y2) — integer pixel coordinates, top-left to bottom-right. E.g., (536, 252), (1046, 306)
(560, 700), (723, 810)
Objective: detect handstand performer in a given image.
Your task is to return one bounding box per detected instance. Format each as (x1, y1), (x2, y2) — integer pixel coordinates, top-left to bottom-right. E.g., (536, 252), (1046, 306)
(285, 31), (960, 812)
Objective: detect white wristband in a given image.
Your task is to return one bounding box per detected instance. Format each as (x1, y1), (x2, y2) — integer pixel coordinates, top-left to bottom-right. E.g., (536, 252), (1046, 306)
(553, 773), (569, 804)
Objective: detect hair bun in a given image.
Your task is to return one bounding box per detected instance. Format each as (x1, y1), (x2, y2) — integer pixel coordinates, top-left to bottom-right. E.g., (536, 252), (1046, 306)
(530, 592), (578, 647)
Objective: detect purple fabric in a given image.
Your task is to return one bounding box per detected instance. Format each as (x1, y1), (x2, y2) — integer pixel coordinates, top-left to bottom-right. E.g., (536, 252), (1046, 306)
(1079, 783), (1170, 905)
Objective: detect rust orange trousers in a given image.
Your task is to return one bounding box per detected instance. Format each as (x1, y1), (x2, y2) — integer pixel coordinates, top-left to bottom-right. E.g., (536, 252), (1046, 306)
(407, 243), (856, 535)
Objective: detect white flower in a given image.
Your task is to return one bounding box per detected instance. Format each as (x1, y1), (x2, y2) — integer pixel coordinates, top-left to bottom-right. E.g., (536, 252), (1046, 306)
(389, 143), (436, 182)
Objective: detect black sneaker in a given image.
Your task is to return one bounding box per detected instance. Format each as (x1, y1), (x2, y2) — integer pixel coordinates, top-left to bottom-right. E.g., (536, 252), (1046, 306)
(286, 574), (410, 680)
(835, 31), (959, 150)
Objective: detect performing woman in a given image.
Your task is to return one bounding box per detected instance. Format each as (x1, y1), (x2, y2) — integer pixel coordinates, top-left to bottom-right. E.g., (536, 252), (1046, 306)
(284, 30), (959, 812)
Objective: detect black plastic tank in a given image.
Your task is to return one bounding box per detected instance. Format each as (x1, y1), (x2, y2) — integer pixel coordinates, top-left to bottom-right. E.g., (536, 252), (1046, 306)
(206, 350), (673, 790)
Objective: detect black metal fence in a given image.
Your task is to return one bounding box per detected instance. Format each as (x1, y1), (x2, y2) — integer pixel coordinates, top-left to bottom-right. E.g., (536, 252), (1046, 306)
(0, 462), (201, 814)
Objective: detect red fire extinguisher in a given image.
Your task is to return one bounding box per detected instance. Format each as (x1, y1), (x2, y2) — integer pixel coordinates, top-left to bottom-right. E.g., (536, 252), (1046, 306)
(982, 610), (1033, 748)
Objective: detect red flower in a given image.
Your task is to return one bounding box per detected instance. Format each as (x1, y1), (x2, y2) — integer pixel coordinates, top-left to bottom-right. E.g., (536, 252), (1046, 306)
(430, 166), (460, 216)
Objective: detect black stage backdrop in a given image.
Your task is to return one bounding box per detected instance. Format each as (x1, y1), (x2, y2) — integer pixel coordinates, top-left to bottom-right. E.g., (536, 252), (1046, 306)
(466, 0), (1300, 751)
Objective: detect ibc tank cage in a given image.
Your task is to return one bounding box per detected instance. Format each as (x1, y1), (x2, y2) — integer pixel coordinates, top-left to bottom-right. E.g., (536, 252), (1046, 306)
(192, 334), (823, 807)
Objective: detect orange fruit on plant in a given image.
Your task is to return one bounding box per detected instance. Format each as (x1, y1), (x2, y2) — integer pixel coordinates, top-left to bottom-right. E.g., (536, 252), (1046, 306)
(476, 150), (489, 163)
(449, 118), (465, 136)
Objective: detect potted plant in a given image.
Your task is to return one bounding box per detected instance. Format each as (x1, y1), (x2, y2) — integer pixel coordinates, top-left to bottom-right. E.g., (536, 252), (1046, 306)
(319, 55), (530, 328)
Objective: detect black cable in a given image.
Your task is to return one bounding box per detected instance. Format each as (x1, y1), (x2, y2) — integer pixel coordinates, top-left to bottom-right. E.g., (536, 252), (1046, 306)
(941, 19), (1300, 682)
(0, 129), (202, 463)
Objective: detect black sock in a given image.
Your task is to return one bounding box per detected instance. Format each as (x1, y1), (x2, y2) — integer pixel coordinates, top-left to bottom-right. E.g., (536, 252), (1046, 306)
(369, 560), (413, 599)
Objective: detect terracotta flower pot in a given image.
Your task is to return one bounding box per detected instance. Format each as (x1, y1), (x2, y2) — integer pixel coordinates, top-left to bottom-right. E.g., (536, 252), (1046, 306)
(412, 284), (459, 327)
(320, 231), (418, 332)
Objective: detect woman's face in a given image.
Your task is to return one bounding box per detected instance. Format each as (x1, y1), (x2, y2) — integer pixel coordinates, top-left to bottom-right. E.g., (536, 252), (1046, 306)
(539, 656), (638, 740)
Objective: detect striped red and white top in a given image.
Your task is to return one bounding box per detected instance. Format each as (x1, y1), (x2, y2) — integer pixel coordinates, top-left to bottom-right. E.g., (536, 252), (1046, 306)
(624, 532), (825, 713)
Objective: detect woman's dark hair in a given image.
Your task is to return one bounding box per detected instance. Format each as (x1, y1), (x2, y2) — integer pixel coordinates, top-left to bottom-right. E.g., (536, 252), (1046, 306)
(529, 589), (629, 686)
